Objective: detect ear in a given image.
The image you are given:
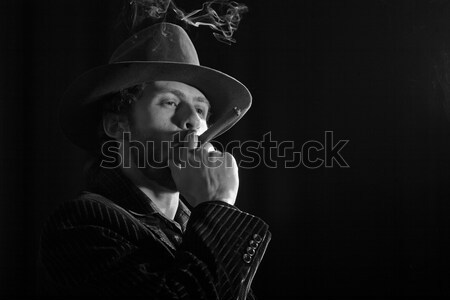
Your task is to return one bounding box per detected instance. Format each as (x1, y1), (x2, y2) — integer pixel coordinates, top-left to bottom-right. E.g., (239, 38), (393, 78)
(102, 113), (130, 140)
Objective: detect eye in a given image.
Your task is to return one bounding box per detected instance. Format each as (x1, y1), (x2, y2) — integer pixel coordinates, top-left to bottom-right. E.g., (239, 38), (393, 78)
(162, 99), (178, 107)
(196, 105), (209, 118)
(196, 108), (205, 116)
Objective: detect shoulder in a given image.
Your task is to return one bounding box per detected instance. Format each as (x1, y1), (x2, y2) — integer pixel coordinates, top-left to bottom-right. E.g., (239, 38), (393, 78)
(43, 191), (144, 236)
(51, 191), (121, 220)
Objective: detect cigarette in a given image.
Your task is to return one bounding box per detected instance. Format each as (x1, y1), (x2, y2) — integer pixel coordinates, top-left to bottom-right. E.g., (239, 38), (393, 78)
(171, 106), (242, 147)
(198, 106), (242, 145)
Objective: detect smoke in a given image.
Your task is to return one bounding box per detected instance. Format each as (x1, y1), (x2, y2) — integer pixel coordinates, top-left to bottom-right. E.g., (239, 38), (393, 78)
(128, 0), (248, 44)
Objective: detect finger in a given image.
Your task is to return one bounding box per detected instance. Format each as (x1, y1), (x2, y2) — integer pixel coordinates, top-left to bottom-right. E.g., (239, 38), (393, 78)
(204, 149), (224, 166)
(186, 131), (199, 150)
(208, 150), (223, 157)
(202, 142), (216, 153)
(224, 152), (238, 170)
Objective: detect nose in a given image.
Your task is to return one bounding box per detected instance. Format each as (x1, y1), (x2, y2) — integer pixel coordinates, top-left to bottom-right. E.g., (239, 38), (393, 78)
(180, 105), (202, 131)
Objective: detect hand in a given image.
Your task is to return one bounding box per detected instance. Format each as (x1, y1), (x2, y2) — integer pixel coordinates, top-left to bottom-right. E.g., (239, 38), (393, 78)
(168, 132), (239, 207)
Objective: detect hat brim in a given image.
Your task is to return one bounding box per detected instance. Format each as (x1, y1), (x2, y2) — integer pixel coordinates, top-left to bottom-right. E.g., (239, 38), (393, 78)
(59, 62), (252, 153)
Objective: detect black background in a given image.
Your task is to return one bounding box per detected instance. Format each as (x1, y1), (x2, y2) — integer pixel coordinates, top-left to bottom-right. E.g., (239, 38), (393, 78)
(2, 0), (450, 299)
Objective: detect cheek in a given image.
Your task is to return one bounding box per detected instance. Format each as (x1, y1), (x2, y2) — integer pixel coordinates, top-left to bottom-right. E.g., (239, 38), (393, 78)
(132, 106), (164, 132)
(130, 108), (176, 143)
(197, 121), (208, 136)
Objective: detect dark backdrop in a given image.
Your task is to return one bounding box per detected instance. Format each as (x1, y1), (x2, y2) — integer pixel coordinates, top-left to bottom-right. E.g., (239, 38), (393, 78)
(2, 0), (450, 299)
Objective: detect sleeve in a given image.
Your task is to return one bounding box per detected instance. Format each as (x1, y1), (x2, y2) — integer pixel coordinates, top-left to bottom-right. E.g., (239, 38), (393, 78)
(182, 201), (271, 300)
(40, 197), (271, 299)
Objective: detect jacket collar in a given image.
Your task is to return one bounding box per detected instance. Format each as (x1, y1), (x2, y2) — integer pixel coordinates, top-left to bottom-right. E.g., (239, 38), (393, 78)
(85, 160), (191, 231)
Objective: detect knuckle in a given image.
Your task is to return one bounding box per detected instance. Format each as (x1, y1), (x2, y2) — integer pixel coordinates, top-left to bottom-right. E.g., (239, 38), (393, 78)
(224, 151), (235, 160)
(224, 152), (237, 166)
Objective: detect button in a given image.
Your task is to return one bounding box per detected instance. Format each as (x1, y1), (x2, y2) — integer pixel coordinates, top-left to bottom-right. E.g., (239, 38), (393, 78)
(174, 235), (182, 243)
(249, 240), (259, 249)
(253, 234), (262, 243)
(247, 246), (256, 256)
(243, 253), (252, 263)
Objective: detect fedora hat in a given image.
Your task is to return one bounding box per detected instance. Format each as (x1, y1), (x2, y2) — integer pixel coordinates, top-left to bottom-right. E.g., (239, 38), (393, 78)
(59, 22), (252, 154)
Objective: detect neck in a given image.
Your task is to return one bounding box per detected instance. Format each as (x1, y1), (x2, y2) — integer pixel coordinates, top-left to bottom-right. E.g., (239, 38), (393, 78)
(120, 162), (179, 220)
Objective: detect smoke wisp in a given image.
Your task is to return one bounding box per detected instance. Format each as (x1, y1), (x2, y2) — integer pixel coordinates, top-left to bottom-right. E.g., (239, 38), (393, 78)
(129, 0), (248, 44)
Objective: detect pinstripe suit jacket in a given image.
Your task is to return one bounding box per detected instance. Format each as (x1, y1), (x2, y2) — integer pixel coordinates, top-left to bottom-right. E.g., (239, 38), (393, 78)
(40, 164), (271, 299)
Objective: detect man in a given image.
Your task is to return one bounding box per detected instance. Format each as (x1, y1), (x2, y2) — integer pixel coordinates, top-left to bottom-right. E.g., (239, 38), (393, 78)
(40, 22), (271, 299)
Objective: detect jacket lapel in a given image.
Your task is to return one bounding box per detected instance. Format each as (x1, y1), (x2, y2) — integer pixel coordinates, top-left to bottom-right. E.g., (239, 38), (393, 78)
(85, 161), (191, 252)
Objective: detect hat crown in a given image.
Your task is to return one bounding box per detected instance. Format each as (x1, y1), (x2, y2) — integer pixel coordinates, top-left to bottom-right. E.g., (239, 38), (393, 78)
(109, 23), (200, 65)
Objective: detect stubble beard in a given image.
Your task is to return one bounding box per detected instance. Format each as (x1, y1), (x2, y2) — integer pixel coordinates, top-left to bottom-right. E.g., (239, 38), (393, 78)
(129, 135), (178, 192)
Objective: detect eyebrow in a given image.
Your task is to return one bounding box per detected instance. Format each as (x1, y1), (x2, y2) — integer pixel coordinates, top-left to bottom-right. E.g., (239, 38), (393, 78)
(168, 89), (211, 109)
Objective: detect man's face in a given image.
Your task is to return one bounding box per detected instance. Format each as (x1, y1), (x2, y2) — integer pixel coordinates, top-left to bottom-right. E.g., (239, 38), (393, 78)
(125, 81), (209, 184)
